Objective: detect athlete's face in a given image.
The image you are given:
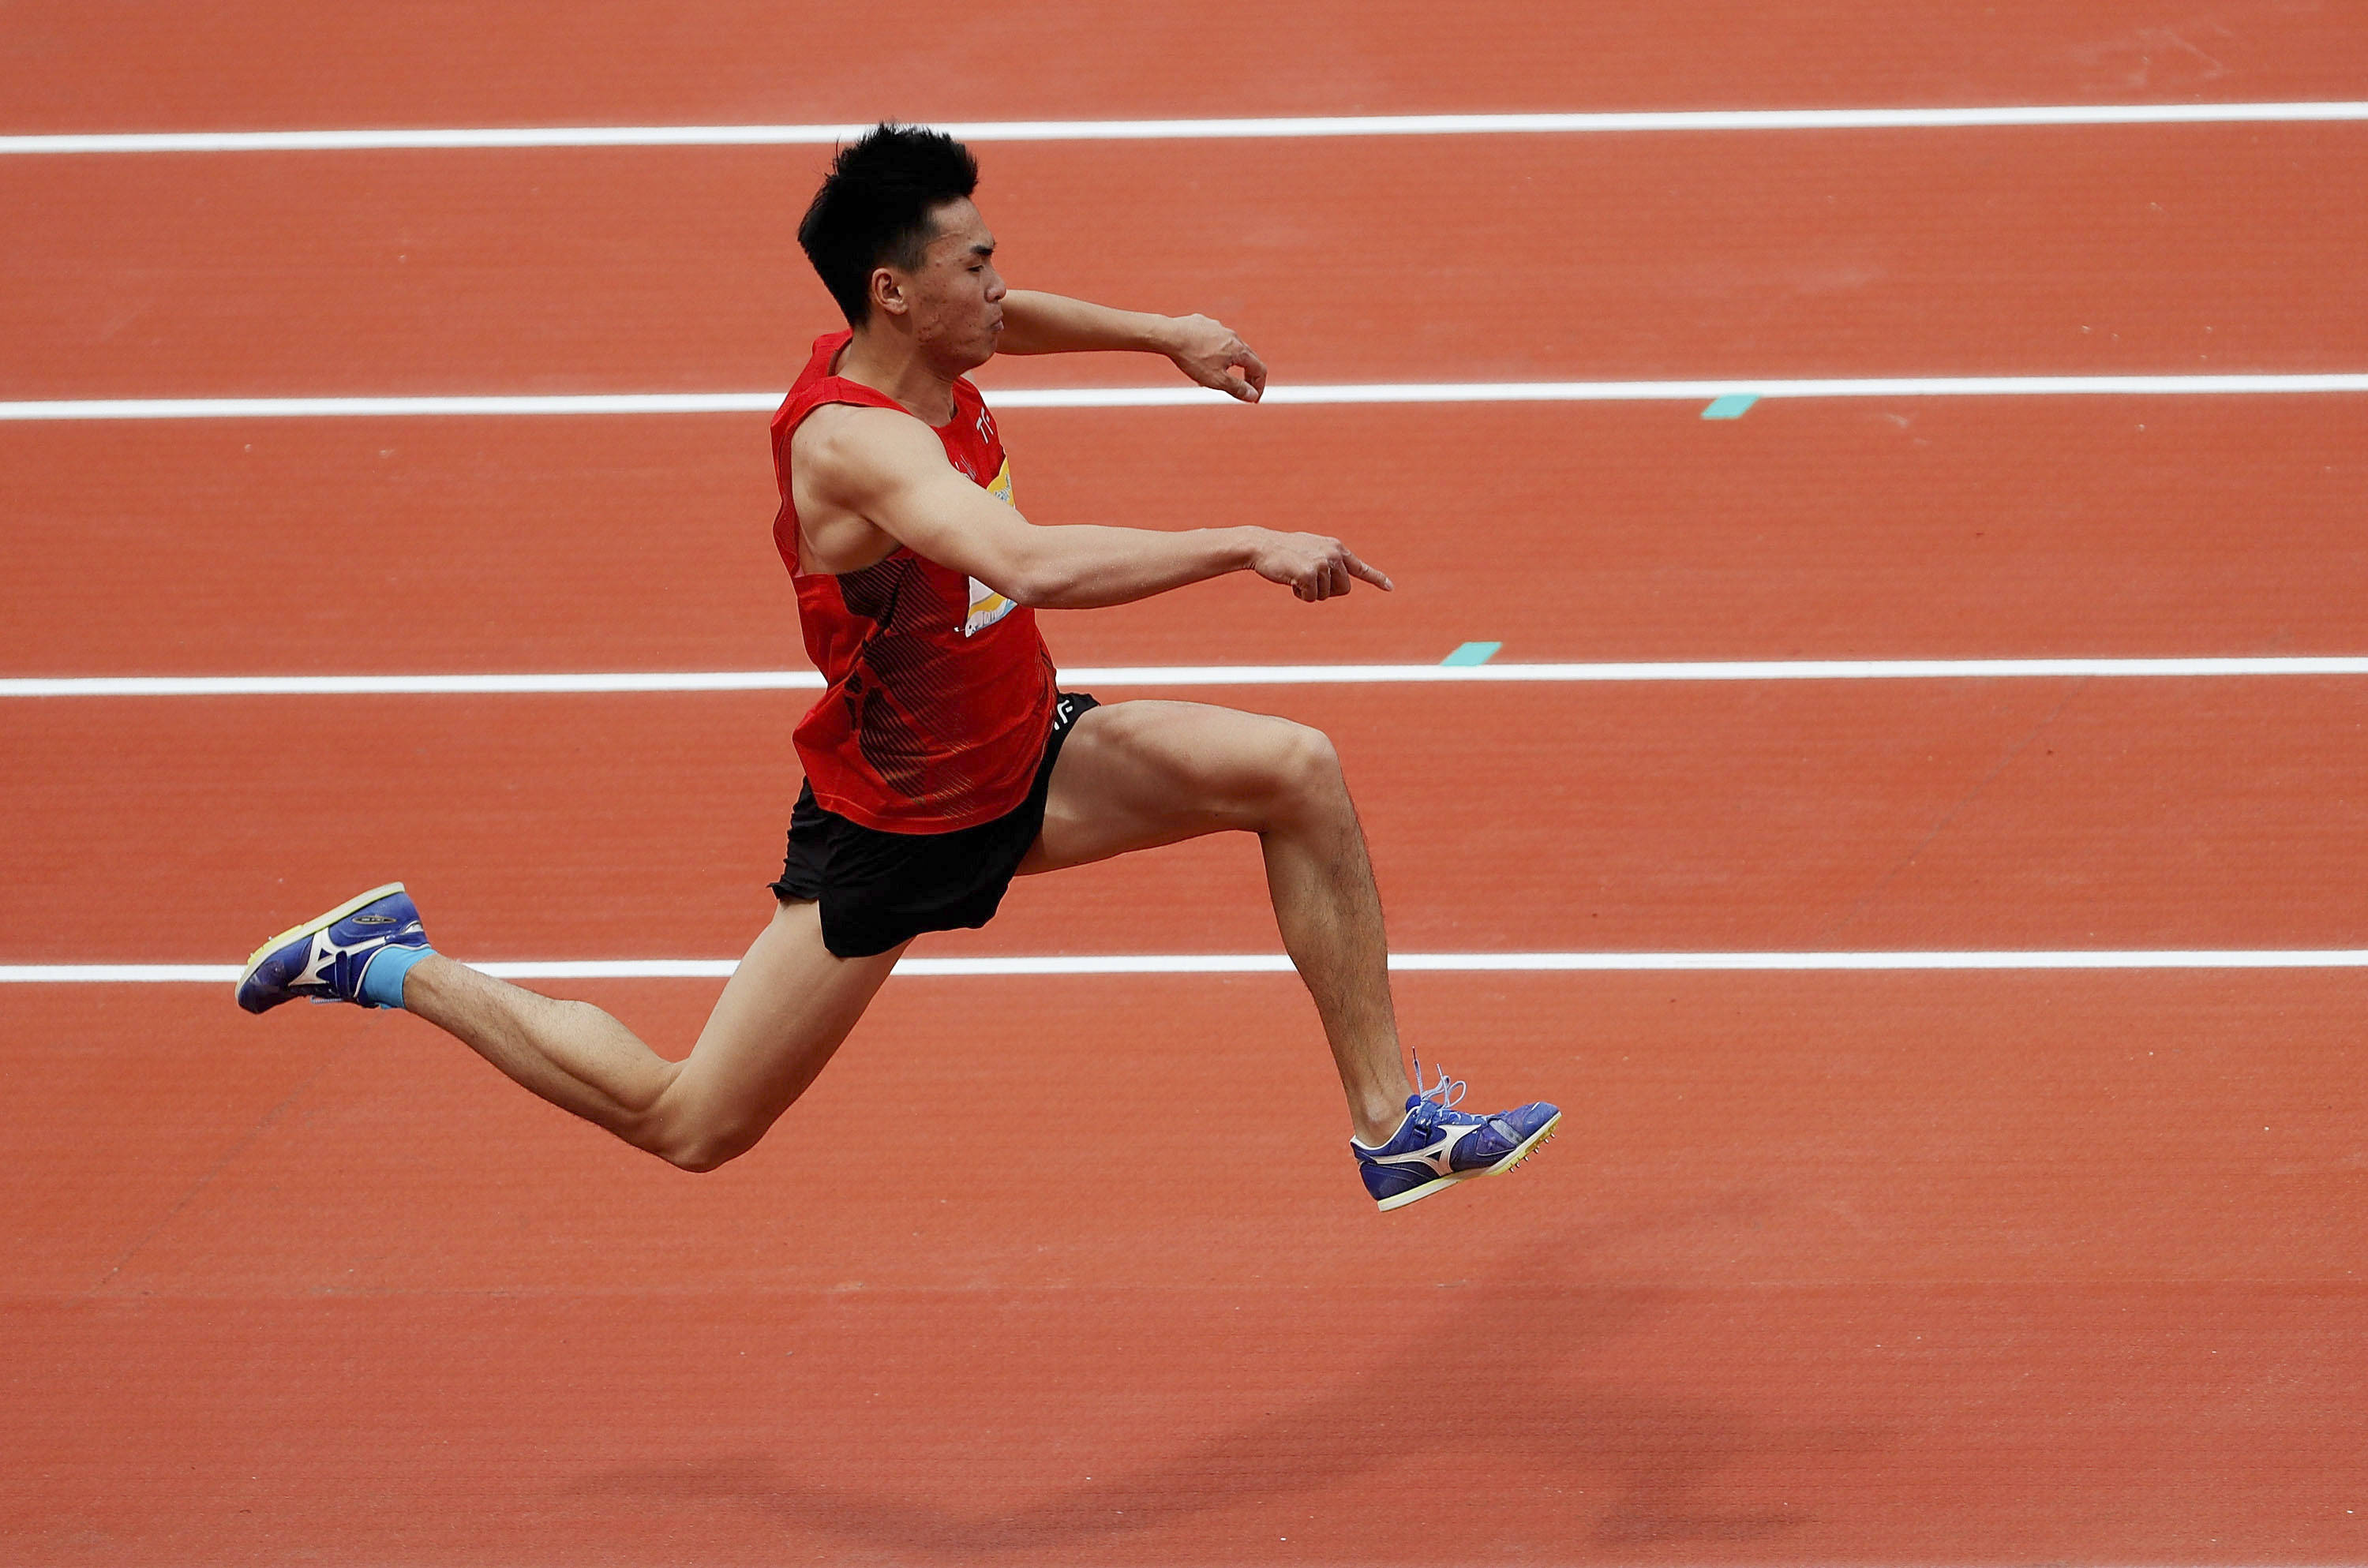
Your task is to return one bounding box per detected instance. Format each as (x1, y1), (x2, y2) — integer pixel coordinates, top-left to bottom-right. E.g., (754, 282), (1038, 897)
(890, 198), (1006, 372)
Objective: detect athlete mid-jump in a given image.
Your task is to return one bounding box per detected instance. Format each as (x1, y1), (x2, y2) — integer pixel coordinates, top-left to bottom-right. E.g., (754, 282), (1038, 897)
(237, 124), (1557, 1211)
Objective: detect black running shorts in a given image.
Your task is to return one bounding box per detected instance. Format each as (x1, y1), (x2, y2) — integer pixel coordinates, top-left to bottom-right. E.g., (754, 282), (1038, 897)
(770, 692), (1099, 958)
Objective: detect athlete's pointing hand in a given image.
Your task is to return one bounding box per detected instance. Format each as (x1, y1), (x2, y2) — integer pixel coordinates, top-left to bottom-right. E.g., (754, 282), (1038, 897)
(1163, 314), (1268, 403)
(1250, 530), (1394, 601)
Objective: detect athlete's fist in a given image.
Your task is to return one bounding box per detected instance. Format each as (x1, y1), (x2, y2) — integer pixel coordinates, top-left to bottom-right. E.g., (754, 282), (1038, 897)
(1247, 530), (1393, 601)
(1163, 314), (1268, 403)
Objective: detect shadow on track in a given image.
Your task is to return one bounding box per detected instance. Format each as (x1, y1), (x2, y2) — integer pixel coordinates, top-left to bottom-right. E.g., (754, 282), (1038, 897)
(571, 1192), (1884, 1558)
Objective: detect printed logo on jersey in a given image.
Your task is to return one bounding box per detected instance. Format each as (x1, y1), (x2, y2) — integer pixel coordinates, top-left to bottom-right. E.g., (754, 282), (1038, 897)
(965, 457), (1020, 637)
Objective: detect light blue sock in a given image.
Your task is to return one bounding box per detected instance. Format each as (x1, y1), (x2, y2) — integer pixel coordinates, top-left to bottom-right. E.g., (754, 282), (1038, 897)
(359, 944), (436, 1009)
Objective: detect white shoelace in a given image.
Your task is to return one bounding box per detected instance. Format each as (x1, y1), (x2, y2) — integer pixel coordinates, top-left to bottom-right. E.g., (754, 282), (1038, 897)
(1411, 1053), (1467, 1114)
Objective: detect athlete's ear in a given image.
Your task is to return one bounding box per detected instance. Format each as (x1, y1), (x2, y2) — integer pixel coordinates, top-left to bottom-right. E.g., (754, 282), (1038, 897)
(869, 267), (910, 320)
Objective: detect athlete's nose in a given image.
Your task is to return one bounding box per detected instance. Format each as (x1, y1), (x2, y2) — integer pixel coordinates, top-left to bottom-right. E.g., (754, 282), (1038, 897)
(984, 268), (1007, 303)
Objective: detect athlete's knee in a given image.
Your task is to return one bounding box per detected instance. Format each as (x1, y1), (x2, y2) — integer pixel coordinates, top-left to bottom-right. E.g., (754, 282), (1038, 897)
(662, 1133), (755, 1174)
(628, 1080), (772, 1174)
(1263, 722), (1347, 818)
(651, 1116), (766, 1174)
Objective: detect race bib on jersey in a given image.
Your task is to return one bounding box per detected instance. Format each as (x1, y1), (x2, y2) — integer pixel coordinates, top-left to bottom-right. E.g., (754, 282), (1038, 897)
(965, 578), (1017, 637)
(965, 458), (1019, 637)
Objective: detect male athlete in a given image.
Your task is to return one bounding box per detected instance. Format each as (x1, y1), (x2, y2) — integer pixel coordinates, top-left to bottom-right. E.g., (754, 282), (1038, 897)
(237, 125), (1557, 1211)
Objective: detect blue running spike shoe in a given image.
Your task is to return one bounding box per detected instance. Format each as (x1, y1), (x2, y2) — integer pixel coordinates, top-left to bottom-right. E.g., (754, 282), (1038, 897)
(236, 882), (430, 1014)
(1351, 1063), (1561, 1211)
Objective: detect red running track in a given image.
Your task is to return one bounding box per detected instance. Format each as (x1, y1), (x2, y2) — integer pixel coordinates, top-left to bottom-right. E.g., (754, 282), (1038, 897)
(7, 6), (2368, 1564)
(6, 399), (2368, 677)
(6, 972), (2366, 1563)
(4, 0), (2364, 129)
(2, 678), (2366, 963)
(7, 131), (2366, 397)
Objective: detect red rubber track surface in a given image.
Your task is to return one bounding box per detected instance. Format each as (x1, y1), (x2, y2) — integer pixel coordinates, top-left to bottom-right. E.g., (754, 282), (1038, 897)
(8, 681), (2368, 965)
(3, 0), (2365, 129)
(8, 400), (2368, 677)
(8, 9), (2368, 1565)
(7, 975), (2366, 1564)
(7, 132), (2366, 398)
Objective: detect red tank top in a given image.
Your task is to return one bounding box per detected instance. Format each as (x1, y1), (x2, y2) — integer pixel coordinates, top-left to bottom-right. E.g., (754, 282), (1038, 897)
(770, 331), (1058, 833)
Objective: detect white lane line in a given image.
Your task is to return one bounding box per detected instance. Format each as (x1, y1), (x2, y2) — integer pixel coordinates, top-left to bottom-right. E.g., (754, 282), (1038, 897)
(10, 657), (2368, 700)
(13, 950), (2368, 984)
(6, 101), (2367, 155)
(0, 393), (781, 421)
(9, 373), (2368, 422)
(0, 671), (830, 697)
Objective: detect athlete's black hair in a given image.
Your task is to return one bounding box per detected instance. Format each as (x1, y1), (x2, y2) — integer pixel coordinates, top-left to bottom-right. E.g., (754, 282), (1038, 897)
(798, 124), (981, 327)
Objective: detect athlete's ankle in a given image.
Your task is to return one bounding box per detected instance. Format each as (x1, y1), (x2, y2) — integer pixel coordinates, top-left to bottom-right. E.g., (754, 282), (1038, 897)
(359, 943), (437, 1009)
(1351, 1105), (1411, 1149)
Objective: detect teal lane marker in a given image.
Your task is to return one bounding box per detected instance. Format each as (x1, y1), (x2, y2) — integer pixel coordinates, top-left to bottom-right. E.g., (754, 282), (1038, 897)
(1702, 393), (1759, 419)
(1442, 641), (1503, 666)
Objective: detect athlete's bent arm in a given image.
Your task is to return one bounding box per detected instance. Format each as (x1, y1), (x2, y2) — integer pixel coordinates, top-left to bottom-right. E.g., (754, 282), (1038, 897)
(997, 290), (1267, 402)
(797, 406), (1388, 606)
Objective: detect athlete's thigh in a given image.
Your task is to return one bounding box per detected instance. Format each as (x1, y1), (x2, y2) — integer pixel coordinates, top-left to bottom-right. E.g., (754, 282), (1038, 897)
(661, 897), (906, 1136)
(1018, 698), (1315, 875)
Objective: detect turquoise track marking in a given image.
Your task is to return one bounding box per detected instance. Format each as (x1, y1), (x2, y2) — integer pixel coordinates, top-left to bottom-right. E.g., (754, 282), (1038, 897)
(1702, 393), (1759, 419)
(1441, 642), (1502, 666)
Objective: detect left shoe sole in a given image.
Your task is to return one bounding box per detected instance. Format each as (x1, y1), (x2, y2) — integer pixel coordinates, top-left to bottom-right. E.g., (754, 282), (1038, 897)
(1373, 1109), (1564, 1213)
(235, 881), (409, 1003)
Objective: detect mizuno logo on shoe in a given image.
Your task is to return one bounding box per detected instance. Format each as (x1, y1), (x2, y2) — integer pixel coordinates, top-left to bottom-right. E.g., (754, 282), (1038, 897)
(1369, 1121), (1480, 1177)
(295, 930), (391, 990)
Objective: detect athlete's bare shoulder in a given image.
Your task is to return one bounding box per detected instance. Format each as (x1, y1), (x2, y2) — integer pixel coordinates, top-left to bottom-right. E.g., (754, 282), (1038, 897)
(792, 402), (947, 495)
(789, 403), (964, 573)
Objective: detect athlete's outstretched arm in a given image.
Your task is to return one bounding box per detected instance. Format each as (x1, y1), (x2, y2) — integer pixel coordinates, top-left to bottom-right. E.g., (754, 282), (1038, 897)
(996, 290), (1267, 402)
(794, 406), (1388, 608)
